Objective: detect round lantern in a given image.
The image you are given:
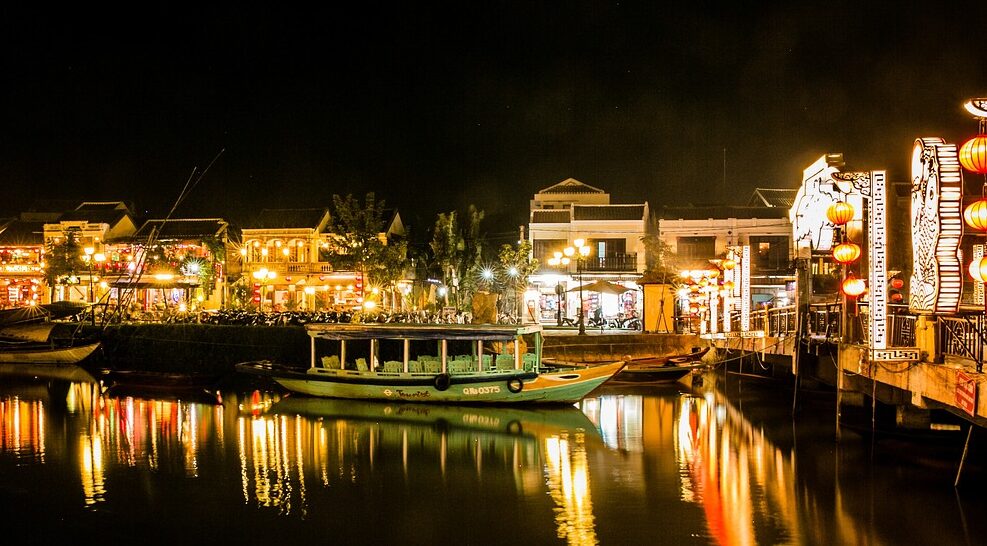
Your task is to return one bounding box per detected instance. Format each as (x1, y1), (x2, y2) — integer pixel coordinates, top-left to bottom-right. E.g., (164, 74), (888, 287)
(832, 242), (861, 264)
(722, 259), (736, 270)
(964, 199), (987, 231)
(842, 276), (866, 297)
(826, 201), (854, 225)
(959, 135), (987, 174)
(969, 257), (987, 282)
(890, 292), (904, 303)
(890, 277), (905, 290)
(723, 280), (735, 291)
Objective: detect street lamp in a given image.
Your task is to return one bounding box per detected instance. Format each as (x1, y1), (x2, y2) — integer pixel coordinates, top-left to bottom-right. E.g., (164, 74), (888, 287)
(549, 240), (591, 334)
(507, 266), (519, 322)
(547, 251), (571, 327)
(252, 267), (277, 311)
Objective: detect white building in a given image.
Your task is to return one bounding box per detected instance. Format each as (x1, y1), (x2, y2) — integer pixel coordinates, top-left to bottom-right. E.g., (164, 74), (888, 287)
(656, 195), (796, 305)
(527, 178), (649, 325)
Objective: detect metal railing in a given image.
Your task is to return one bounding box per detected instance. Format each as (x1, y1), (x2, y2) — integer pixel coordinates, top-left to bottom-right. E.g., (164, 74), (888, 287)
(938, 315), (986, 372)
(582, 254), (638, 272)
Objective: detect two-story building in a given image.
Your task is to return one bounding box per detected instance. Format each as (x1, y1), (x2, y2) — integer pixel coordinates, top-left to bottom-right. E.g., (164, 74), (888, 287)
(42, 201), (138, 304)
(527, 178), (649, 324)
(656, 192), (796, 306)
(0, 215), (48, 307)
(109, 218), (234, 312)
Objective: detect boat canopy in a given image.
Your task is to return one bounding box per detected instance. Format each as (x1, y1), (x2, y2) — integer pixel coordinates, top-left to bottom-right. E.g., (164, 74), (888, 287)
(305, 323), (542, 342)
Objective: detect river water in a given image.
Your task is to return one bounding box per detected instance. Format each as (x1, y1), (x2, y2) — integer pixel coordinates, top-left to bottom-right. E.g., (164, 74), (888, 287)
(1, 371), (984, 545)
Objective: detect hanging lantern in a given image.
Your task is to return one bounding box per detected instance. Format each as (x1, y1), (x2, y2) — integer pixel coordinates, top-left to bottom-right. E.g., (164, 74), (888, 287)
(723, 280), (735, 291)
(842, 276), (866, 297)
(722, 259), (736, 270)
(964, 199), (987, 231)
(969, 257), (987, 282)
(826, 201), (854, 225)
(890, 277), (905, 290)
(832, 242), (861, 264)
(959, 135), (987, 174)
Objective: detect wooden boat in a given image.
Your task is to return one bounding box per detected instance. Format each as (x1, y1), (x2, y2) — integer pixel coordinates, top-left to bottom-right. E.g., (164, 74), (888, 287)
(544, 347), (710, 383)
(615, 347), (710, 382)
(237, 323), (624, 404)
(99, 369), (224, 404)
(0, 361), (98, 382)
(0, 341), (101, 365)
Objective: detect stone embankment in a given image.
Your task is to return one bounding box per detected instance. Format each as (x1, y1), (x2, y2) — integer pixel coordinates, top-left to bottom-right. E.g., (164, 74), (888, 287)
(82, 323), (708, 373)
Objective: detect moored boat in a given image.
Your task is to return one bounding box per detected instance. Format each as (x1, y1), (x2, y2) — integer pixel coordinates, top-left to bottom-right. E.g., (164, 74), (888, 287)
(237, 323), (624, 404)
(544, 346), (710, 383)
(0, 341), (101, 366)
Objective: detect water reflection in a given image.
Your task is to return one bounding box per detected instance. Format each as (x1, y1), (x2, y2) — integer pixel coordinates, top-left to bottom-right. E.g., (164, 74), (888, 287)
(235, 396), (601, 537)
(0, 377), (982, 544)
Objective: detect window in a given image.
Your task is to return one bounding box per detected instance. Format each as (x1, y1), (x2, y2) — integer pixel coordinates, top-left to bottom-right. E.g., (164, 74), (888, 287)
(749, 236), (790, 271)
(676, 237), (715, 259)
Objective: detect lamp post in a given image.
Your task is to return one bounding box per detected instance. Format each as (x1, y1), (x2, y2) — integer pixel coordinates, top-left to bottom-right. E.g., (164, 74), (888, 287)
(252, 267), (277, 311)
(547, 251), (571, 327)
(83, 247), (95, 324)
(549, 240), (591, 334)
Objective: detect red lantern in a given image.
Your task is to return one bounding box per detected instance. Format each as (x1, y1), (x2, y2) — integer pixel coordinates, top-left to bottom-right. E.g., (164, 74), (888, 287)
(842, 276), (866, 297)
(969, 257), (987, 282)
(832, 242), (861, 264)
(959, 135), (987, 174)
(964, 199), (987, 231)
(826, 201), (854, 226)
(890, 277), (905, 290)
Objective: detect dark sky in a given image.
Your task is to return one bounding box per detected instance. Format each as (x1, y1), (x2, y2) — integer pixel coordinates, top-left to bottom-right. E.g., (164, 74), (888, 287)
(3, 2), (986, 241)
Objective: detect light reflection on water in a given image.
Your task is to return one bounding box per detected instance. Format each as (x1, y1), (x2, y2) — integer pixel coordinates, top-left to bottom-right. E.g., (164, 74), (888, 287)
(0, 376), (983, 544)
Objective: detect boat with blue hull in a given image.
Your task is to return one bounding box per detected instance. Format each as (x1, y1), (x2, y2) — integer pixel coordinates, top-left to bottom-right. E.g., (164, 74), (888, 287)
(237, 322), (624, 404)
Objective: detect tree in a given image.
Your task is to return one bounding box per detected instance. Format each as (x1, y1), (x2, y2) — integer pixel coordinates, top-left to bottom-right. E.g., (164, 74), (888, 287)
(640, 232), (680, 284)
(429, 205), (486, 311)
(496, 240), (538, 318)
(42, 231), (84, 301)
(324, 192), (408, 307)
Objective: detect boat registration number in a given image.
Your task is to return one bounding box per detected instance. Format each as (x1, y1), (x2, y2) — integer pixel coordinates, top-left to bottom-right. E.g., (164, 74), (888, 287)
(462, 385), (501, 396)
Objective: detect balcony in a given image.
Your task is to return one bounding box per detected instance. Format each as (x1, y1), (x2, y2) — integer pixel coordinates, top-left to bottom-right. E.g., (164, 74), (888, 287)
(582, 253), (638, 273)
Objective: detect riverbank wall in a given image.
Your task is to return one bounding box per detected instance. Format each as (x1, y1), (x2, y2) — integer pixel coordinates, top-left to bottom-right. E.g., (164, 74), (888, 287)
(82, 324), (707, 373)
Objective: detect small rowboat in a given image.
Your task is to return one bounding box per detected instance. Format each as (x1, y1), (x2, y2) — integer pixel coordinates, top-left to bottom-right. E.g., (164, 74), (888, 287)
(544, 347), (709, 383)
(237, 323), (624, 404)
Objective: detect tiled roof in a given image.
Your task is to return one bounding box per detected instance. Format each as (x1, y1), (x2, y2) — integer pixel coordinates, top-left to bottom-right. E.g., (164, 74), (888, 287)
(244, 208), (329, 230)
(133, 219), (228, 241)
(538, 178), (606, 195)
(57, 209), (131, 226)
(531, 210), (571, 223)
(0, 219), (46, 245)
(657, 205), (790, 221)
(573, 205), (646, 221)
(748, 188), (799, 208)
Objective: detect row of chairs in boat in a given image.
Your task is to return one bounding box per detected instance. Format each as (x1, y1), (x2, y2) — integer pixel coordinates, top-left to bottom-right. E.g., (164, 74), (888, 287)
(319, 353), (537, 374)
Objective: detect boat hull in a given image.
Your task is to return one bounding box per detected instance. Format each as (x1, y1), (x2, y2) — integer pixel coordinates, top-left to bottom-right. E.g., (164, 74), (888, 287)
(241, 361), (625, 404)
(0, 342), (101, 365)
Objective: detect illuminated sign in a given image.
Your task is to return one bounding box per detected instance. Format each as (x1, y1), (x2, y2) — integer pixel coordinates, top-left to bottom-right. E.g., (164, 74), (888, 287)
(1, 264), (41, 273)
(909, 138), (963, 314)
(975, 245), (985, 306)
(741, 245), (750, 332)
(868, 171), (888, 350)
(790, 155), (843, 252)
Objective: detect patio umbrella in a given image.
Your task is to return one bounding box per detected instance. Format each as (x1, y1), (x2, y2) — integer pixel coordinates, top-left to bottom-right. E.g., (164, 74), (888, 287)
(567, 279), (633, 295)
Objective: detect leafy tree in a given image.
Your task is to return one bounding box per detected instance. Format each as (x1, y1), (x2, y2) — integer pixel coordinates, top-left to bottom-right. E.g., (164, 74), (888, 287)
(42, 230), (84, 301)
(324, 192), (408, 305)
(640, 232), (680, 284)
(429, 205), (486, 311)
(496, 240), (538, 317)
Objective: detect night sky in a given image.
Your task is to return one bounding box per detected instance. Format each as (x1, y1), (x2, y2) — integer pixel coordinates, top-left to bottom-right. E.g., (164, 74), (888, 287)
(3, 2), (986, 241)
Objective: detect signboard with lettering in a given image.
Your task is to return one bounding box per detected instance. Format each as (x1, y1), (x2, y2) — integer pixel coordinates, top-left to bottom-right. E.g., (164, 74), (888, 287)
(956, 371), (977, 417)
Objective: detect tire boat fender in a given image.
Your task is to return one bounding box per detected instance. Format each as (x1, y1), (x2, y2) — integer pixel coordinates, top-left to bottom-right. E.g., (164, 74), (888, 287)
(507, 377), (524, 393)
(434, 373), (452, 391)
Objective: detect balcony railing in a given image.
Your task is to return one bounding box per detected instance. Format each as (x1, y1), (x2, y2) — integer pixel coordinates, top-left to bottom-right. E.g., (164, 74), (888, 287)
(938, 315), (986, 372)
(582, 253), (638, 272)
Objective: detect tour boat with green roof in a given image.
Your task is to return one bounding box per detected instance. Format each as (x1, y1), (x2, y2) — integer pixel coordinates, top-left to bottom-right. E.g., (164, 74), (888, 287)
(237, 322), (624, 404)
